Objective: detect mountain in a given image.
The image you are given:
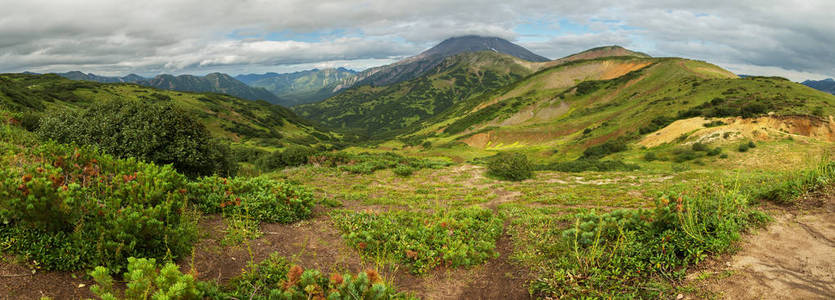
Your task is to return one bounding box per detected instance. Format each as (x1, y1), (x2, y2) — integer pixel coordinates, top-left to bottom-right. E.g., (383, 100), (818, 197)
(0, 73), (336, 149)
(235, 68), (358, 105)
(294, 43), (654, 139)
(402, 53), (835, 158)
(56, 71), (284, 104)
(541, 45), (649, 67)
(336, 35), (549, 91)
(803, 78), (835, 95)
(56, 71), (145, 83)
(134, 73), (284, 104)
(293, 51), (539, 137)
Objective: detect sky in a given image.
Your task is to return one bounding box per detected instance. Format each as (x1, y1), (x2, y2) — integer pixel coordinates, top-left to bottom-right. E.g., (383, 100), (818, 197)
(0, 0), (833, 82)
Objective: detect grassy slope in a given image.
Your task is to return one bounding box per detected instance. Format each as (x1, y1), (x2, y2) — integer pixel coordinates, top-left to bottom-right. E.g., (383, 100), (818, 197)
(292, 51), (538, 138)
(402, 57), (835, 160)
(0, 73), (336, 150)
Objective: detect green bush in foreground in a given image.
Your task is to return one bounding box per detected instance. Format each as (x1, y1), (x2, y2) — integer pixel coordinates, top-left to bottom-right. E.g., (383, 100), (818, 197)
(205, 252), (410, 300)
(188, 176), (315, 224)
(90, 257), (202, 300)
(332, 208), (503, 274)
(37, 99), (236, 177)
(486, 152), (534, 181)
(0, 142), (197, 272)
(528, 186), (768, 298)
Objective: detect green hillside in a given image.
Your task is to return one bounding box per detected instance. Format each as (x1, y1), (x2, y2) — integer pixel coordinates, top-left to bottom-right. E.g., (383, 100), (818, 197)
(0, 73), (336, 150)
(394, 56), (835, 160)
(293, 51), (538, 138)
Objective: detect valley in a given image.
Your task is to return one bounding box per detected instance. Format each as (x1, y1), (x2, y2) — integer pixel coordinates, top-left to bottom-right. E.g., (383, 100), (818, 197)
(1, 36), (834, 300)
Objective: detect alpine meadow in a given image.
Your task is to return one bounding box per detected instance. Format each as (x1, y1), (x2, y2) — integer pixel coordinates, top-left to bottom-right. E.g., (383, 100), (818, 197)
(1, 1), (834, 299)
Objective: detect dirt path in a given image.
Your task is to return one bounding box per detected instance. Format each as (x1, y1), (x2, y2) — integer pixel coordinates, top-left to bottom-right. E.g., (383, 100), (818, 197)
(688, 189), (835, 299)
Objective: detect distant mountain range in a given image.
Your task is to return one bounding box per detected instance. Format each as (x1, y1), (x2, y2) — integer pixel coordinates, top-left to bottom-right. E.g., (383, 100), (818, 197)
(54, 71), (284, 104)
(803, 78), (835, 95)
(235, 68), (357, 106)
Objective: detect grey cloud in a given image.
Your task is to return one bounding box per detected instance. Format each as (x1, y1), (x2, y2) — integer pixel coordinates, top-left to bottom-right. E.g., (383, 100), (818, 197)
(0, 0), (832, 79)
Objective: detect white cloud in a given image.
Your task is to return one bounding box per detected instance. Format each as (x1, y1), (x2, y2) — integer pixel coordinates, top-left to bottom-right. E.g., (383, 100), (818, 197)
(0, 0), (832, 79)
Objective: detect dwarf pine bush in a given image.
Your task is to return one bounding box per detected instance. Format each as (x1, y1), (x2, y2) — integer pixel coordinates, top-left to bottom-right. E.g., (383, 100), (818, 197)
(486, 152), (533, 181)
(0, 142), (198, 271)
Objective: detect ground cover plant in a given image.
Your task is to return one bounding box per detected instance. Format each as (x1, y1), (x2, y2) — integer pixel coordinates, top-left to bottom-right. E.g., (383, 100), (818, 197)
(308, 151), (450, 175)
(198, 252), (413, 300)
(187, 175), (315, 224)
(331, 207), (503, 274)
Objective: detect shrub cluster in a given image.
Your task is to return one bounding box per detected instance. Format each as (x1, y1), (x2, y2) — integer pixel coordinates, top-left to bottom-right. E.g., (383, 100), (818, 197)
(202, 252), (410, 300)
(582, 139), (628, 159)
(530, 188), (768, 298)
(738, 141), (757, 152)
(188, 176), (315, 224)
(0, 142), (197, 271)
(90, 257), (201, 300)
(258, 146), (319, 170)
(332, 208), (503, 274)
(37, 99), (236, 177)
(486, 152), (534, 181)
(308, 152), (450, 175)
(538, 159), (639, 172)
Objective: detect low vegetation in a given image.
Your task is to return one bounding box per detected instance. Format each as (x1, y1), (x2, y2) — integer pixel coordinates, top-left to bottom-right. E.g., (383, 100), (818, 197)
(332, 208), (503, 274)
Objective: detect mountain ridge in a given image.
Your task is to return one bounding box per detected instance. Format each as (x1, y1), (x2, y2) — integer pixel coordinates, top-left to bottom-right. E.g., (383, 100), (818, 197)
(55, 71), (285, 105)
(803, 78), (835, 95)
(235, 68), (358, 106)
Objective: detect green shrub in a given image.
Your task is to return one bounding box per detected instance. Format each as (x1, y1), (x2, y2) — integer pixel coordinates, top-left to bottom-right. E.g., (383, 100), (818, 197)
(188, 176), (314, 224)
(748, 141), (757, 148)
(691, 142), (709, 152)
(707, 147), (722, 156)
(738, 143), (750, 152)
(643, 152), (658, 162)
(307, 152), (449, 174)
(37, 99), (236, 177)
(280, 146), (317, 167)
(673, 149), (703, 162)
(719, 153), (729, 159)
(582, 139), (628, 159)
(529, 185), (769, 298)
(486, 152), (534, 181)
(703, 120), (726, 128)
(393, 164), (416, 177)
(332, 208), (503, 274)
(89, 257), (202, 300)
(205, 252), (411, 300)
(0, 143), (197, 271)
(539, 159), (639, 172)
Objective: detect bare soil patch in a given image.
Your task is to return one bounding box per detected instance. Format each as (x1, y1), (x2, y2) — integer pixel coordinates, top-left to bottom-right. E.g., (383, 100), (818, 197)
(686, 188), (835, 299)
(0, 258), (95, 300)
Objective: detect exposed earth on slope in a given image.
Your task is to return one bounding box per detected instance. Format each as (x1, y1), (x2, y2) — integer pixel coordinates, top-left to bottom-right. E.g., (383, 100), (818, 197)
(638, 115), (835, 148)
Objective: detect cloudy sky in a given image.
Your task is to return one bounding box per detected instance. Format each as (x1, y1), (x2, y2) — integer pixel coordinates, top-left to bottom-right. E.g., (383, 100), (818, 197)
(1, 0), (832, 81)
